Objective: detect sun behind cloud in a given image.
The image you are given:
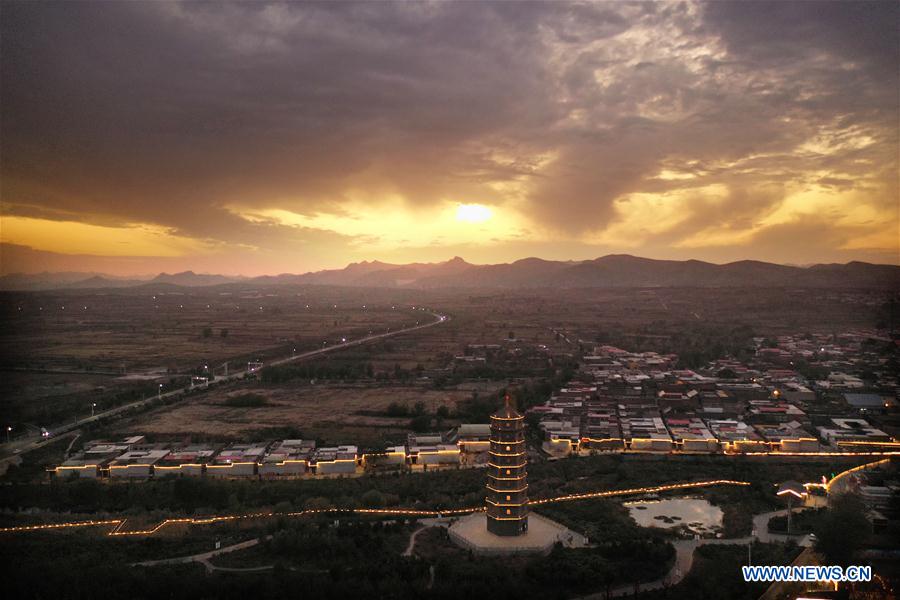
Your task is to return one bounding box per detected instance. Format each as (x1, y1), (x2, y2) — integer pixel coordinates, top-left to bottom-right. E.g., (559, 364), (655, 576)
(456, 203), (493, 224)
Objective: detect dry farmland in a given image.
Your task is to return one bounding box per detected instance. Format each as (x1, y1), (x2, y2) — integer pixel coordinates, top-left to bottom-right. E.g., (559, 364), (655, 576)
(0, 286), (426, 424)
(121, 382), (477, 446)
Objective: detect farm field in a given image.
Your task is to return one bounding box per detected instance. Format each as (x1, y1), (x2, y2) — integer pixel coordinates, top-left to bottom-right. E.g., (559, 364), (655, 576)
(0, 288), (422, 373)
(0, 286), (425, 425)
(123, 383), (477, 445)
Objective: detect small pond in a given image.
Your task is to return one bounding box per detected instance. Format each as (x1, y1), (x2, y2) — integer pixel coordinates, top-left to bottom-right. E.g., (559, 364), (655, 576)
(624, 497), (723, 535)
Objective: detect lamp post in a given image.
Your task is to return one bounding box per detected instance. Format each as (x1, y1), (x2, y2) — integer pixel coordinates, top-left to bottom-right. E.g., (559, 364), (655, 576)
(91, 403), (96, 417)
(5, 426), (10, 444)
(787, 494), (793, 534)
(158, 383), (163, 400)
(776, 481), (807, 537)
(749, 528), (757, 565)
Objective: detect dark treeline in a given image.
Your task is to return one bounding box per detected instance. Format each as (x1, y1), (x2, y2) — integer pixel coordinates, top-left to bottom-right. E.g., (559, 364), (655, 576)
(594, 322), (758, 369)
(260, 359), (375, 384)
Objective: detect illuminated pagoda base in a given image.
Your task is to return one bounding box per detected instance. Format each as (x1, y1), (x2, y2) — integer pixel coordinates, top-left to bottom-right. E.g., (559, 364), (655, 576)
(448, 393), (587, 555)
(448, 512), (587, 556)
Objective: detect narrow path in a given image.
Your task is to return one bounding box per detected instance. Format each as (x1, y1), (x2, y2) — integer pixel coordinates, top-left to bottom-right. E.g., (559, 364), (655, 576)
(403, 525), (427, 556)
(401, 520), (445, 590)
(580, 537), (752, 599)
(203, 562), (273, 573)
(136, 520), (447, 575)
(402, 518), (446, 557)
(64, 433), (80, 457)
(133, 537), (263, 573)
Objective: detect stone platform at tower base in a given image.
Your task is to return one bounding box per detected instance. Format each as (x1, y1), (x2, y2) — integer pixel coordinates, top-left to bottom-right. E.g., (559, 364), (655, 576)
(448, 512), (588, 556)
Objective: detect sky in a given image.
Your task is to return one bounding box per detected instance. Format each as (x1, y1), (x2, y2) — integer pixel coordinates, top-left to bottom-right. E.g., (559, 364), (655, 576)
(1, 0), (898, 276)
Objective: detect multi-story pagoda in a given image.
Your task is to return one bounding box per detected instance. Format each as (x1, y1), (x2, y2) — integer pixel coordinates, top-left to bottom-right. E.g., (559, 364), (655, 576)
(486, 393), (528, 536)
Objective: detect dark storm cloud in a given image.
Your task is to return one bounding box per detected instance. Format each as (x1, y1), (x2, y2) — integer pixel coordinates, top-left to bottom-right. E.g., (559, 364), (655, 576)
(1, 0), (566, 237)
(703, 1), (899, 79)
(0, 0), (897, 266)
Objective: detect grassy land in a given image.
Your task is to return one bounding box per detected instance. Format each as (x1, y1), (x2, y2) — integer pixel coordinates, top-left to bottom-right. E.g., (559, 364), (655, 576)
(413, 525), (675, 598)
(0, 433), (73, 483)
(637, 542), (802, 600)
(222, 393), (269, 408)
(535, 498), (660, 542)
(768, 507), (827, 533)
(210, 518), (414, 569)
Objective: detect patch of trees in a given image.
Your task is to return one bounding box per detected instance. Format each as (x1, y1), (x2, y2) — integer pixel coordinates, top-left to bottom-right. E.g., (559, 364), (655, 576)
(813, 493), (872, 567)
(223, 393), (268, 408)
(260, 359), (374, 384)
(526, 537), (675, 593)
(657, 542), (800, 599)
(1, 524), (430, 600)
(767, 507), (826, 533)
(597, 322), (758, 369)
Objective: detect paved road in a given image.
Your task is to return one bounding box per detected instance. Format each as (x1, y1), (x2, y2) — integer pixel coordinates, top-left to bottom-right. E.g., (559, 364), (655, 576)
(1, 310), (449, 459)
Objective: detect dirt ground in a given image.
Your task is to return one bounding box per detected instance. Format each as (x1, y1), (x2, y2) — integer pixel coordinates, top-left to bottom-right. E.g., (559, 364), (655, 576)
(126, 383), (474, 443)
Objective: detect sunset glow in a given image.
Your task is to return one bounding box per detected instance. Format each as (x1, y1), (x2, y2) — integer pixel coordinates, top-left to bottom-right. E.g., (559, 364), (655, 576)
(456, 204), (493, 224)
(0, 1), (897, 275)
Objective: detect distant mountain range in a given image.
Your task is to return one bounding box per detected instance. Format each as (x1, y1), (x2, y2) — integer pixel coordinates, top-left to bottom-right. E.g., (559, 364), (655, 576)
(0, 270), (246, 291)
(1, 255), (898, 291)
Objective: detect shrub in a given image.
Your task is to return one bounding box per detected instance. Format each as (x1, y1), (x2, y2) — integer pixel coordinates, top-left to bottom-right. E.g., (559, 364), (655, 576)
(223, 393), (268, 408)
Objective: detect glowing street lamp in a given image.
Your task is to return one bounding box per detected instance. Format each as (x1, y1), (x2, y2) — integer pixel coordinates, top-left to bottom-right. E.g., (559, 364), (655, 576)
(91, 403), (97, 417)
(158, 384), (163, 400)
(5, 426), (10, 444)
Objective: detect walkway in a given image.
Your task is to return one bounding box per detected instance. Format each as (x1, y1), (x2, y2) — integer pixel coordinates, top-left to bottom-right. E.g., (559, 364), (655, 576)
(133, 537), (264, 573)
(403, 524), (430, 556)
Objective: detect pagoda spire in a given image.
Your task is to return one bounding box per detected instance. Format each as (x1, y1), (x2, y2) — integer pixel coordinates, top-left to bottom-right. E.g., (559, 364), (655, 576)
(485, 392), (529, 536)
